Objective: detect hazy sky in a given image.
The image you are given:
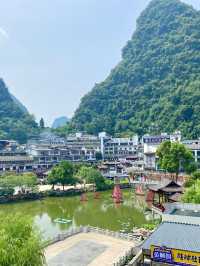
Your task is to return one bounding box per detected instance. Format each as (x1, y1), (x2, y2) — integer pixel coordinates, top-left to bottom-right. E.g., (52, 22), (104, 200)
(0, 0), (199, 126)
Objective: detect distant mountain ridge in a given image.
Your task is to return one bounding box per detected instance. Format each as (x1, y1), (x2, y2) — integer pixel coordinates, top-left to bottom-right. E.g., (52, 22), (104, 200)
(52, 116), (70, 129)
(72, 0), (200, 138)
(10, 94), (28, 113)
(0, 79), (39, 143)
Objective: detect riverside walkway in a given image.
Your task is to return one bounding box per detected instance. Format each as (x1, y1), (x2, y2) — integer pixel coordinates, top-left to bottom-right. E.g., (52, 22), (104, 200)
(45, 231), (137, 266)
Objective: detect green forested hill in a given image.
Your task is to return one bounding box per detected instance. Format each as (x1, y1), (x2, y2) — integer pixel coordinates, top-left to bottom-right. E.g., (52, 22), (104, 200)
(0, 79), (39, 143)
(72, 0), (200, 138)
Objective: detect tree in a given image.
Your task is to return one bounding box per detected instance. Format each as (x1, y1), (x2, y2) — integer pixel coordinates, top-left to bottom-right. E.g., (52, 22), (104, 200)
(157, 141), (197, 182)
(49, 161), (76, 190)
(191, 170), (200, 180)
(58, 161), (75, 190)
(47, 166), (60, 190)
(183, 179), (200, 203)
(76, 166), (92, 189)
(39, 118), (45, 129)
(0, 214), (45, 266)
(0, 173), (38, 195)
(77, 166), (107, 191)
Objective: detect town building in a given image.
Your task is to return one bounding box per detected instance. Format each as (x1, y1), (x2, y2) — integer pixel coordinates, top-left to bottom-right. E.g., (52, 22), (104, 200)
(98, 161), (128, 179)
(147, 180), (183, 212)
(182, 139), (200, 168)
(66, 132), (101, 161)
(143, 132), (181, 170)
(27, 144), (71, 170)
(141, 203), (200, 265)
(0, 140), (34, 172)
(100, 133), (140, 160)
(138, 203), (200, 266)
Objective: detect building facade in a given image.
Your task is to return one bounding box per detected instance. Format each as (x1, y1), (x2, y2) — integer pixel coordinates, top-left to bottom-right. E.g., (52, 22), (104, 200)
(143, 132), (181, 170)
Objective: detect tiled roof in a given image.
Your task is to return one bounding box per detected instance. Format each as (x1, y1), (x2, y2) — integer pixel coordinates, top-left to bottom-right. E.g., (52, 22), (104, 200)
(148, 180), (181, 192)
(142, 222), (200, 252)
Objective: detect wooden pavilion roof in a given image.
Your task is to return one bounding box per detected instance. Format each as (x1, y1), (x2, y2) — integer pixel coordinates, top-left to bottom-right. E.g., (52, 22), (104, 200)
(148, 180), (183, 193)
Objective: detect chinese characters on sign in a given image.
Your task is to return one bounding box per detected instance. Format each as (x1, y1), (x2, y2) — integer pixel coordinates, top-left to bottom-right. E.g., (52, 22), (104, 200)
(151, 245), (200, 266)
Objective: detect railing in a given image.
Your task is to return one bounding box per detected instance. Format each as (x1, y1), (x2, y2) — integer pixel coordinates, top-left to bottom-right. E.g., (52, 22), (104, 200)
(45, 225), (143, 247)
(45, 225), (143, 266)
(130, 180), (159, 185)
(113, 247), (136, 266)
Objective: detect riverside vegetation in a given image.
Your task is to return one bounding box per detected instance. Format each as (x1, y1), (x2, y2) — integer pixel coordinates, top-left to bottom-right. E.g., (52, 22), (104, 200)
(0, 162), (112, 203)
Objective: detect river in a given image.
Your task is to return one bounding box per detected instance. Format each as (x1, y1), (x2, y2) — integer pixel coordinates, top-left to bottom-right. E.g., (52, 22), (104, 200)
(0, 189), (154, 240)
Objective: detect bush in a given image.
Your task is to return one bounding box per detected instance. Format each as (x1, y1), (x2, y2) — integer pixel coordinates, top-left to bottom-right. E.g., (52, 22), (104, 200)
(0, 214), (45, 266)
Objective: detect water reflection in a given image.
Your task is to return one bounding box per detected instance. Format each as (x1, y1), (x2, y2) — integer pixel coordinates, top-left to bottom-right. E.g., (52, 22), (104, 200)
(0, 189), (154, 239)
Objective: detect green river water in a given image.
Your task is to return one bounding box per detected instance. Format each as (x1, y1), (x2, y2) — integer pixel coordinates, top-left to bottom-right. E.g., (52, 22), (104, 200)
(0, 189), (153, 240)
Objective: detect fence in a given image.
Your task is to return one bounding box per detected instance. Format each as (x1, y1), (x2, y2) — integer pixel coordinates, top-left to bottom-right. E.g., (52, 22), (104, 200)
(45, 225), (142, 266)
(45, 226), (141, 266)
(45, 225), (142, 247)
(113, 247), (136, 266)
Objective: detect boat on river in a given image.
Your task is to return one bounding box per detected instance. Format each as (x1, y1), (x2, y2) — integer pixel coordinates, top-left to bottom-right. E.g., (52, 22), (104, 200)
(54, 218), (72, 224)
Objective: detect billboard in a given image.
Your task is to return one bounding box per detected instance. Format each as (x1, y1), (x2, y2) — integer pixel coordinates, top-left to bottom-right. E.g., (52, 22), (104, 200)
(151, 245), (200, 266)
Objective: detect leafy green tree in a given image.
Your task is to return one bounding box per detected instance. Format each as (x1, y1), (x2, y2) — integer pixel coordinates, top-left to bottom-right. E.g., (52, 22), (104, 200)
(183, 179), (200, 203)
(191, 170), (200, 180)
(77, 166), (107, 191)
(157, 141), (197, 181)
(184, 171), (200, 188)
(47, 166), (60, 190)
(0, 173), (38, 195)
(0, 214), (45, 266)
(58, 161), (75, 190)
(76, 166), (92, 189)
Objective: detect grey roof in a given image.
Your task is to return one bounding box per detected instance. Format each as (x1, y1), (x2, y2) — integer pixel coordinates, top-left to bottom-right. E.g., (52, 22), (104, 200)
(148, 180), (181, 192)
(142, 222), (200, 252)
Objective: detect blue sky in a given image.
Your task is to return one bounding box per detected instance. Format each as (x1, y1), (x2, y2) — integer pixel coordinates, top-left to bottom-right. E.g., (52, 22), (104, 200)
(0, 0), (199, 126)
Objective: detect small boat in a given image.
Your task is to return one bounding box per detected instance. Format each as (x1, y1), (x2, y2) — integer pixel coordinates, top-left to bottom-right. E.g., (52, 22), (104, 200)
(54, 218), (72, 224)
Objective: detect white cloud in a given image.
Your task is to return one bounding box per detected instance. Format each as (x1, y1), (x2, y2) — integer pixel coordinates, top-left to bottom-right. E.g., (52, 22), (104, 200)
(0, 27), (9, 39)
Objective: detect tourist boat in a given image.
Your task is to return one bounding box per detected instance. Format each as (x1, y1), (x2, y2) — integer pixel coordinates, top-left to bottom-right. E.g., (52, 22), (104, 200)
(54, 218), (72, 224)
(135, 185), (145, 196)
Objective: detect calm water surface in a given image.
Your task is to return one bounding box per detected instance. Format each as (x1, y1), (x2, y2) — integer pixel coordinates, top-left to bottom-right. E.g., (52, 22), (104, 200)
(0, 189), (153, 239)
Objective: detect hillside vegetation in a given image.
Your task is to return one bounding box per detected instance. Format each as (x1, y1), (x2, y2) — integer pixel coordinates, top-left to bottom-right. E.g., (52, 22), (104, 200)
(0, 79), (39, 143)
(72, 0), (200, 138)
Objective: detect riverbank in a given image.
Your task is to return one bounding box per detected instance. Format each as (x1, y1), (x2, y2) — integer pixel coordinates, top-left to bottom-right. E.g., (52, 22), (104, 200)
(0, 183), (131, 204)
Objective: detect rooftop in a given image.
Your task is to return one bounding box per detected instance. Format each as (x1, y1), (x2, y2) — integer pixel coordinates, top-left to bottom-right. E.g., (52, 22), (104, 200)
(142, 222), (200, 252)
(148, 180), (182, 193)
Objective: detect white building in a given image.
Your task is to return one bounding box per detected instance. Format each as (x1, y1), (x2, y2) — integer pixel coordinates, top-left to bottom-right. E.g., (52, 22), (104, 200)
(143, 132), (181, 170)
(182, 139), (200, 167)
(99, 133), (140, 160)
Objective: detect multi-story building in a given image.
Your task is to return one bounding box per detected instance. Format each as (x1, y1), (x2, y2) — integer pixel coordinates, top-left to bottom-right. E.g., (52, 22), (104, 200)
(98, 161), (128, 179)
(66, 132), (101, 161)
(26, 132), (101, 169)
(182, 139), (200, 168)
(27, 144), (71, 169)
(143, 132), (181, 170)
(100, 133), (140, 160)
(0, 140), (34, 172)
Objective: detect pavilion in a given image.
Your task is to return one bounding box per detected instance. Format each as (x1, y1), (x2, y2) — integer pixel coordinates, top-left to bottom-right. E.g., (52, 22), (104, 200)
(146, 180), (183, 210)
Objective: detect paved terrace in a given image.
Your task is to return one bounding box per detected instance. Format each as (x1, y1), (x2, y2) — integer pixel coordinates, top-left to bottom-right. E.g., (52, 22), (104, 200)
(45, 232), (135, 266)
